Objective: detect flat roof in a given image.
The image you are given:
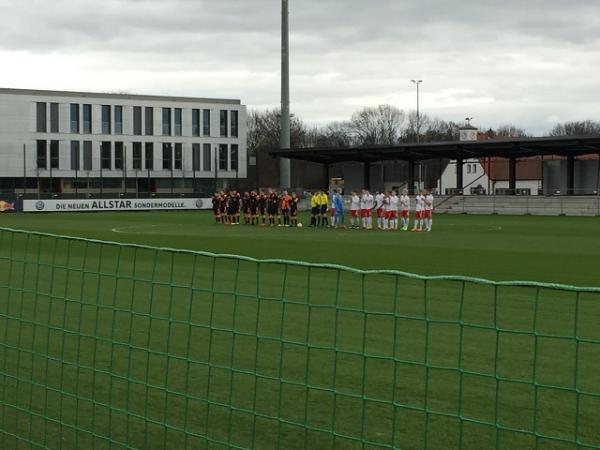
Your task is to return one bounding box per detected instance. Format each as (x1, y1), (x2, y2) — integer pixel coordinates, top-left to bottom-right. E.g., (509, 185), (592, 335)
(0, 87), (241, 105)
(271, 136), (600, 164)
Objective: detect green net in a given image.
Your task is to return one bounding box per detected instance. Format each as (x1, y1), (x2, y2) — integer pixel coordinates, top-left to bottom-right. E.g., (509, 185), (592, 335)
(1, 226), (599, 450)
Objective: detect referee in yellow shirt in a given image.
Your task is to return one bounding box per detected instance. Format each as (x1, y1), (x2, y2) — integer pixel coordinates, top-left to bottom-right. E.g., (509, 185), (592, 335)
(318, 190), (329, 227)
(310, 192), (319, 227)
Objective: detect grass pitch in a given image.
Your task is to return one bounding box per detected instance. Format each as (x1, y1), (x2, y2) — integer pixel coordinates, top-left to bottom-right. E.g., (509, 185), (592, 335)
(1, 211), (599, 286)
(1, 212), (599, 450)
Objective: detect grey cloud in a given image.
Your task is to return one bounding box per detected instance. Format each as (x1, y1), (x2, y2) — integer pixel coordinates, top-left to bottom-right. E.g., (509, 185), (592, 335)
(1, 0), (599, 134)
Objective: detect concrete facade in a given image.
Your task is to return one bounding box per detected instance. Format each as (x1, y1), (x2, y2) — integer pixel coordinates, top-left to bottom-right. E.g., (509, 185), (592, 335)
(0, 88), (247, 194)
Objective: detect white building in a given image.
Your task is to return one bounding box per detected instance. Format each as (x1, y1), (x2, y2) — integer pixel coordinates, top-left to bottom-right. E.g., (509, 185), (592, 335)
(439, 124), (541, 195)
(0, 88), (247, 195)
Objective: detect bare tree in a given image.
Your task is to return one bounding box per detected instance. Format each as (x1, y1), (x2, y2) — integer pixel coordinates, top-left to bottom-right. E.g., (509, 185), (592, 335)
(350, 105), (405, 145)
(247, 109), (308, 156)
(306, 121), (354, 147)
(493, 124), (530, 138)
(549, 120), (600, 136)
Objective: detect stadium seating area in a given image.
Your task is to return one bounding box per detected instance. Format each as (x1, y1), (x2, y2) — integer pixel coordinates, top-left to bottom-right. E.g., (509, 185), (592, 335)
(435, 195), (600, 216)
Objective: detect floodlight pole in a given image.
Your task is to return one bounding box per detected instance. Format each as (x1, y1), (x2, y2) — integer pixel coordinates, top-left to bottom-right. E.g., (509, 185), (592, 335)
(280, 0), (291, 189)
(411, 79), (423, 190)
(411, 79), (423, 144)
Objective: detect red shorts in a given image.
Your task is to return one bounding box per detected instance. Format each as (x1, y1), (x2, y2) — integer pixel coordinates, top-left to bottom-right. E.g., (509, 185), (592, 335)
(351, 210), (359, 218)
(376, 208), (385, 218)
(387, 210), (398, 219)
(330, 208), (336, 217)
(415, 211), (422, 219)
(361, 209), (371, 218)
(423, 210), (432, 219)
(400, 210), (409, 218)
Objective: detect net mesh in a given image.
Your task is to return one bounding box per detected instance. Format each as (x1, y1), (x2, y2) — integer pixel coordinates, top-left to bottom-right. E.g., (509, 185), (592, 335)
(1, 227), (599, 450)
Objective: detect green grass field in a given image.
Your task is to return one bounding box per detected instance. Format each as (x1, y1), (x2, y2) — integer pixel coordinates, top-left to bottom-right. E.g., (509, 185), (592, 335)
(1, 211), (600, 286)
(1, 212), (599, 450)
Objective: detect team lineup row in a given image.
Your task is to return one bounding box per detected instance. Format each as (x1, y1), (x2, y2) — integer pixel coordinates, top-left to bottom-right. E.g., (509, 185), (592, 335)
(211, 189), (435, 232)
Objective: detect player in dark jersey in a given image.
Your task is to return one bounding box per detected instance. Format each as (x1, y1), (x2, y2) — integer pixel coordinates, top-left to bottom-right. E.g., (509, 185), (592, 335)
(290, 193), (299, 227)
(219, 191), (229, 224)
(249, 191), (259, 225)
(212, 192), (222, 224)
(241, 192), (251, 224)
(267, 191), (279, 226)
(258, 191), (267, 226)
(230, 191), (242, 225)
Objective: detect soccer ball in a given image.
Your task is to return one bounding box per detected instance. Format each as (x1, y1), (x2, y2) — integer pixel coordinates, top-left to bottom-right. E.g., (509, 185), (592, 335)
(297, 223), (303, 228)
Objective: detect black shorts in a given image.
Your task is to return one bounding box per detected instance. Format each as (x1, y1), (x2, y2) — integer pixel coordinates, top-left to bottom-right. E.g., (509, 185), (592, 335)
(320, 205), (328, 214)
(290, 208), (298, 217)
(281, 208), (290, 215)
(259, 207), (266, 215)
(250, 207), (258, 215)
(268, 207), (278, 216)
(311, 207), (319, 215)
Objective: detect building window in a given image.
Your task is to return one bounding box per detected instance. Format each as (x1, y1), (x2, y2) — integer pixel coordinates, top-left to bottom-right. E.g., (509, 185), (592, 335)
(114, 106), (123, 135)
(162, 143), (172, 170)
(203, 143), (212, 172)
(101, 142), (111, 170)
(174, 108), (182, 136)
(220, 110), (228, 137)
(467, 165), (471, 174)
(36, 140), (47, 169)
(203, 109), (211, 136)
(133, 142), (142, 170)
(133, 107), (142, 135)
(174, 143), (183, 170)
(145, 107), (154, 136)
(472, 164), (477, 174)
(192, 109), (200, 137)
(36, 102), (47, 133)
(115, 142), (124, 170)
(83, 141), (92, 170)
(101, 105), (111, 134)
(219, 144), (228, 170)
(70, 141), (80, 171)
(83, 104), (92, 134)
(50, 103), (59, 133)
(162, 108), (171, 136)
(231, 144), (238, 171)
(145, 143), (154, 170)
(50, 140), (59, 169)
(231, 110), (239, 138)
(70, 104), (80, 133)
(192, 144), (201, 171)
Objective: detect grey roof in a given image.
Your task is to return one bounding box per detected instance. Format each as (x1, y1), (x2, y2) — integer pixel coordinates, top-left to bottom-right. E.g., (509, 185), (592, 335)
(0, 87), (241, 105)
(271, 136), (600, 164)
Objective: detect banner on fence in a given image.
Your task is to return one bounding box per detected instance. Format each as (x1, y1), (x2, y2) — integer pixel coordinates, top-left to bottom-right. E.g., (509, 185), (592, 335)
(23, 198), (211, 213)
(0, 200), (15, 212)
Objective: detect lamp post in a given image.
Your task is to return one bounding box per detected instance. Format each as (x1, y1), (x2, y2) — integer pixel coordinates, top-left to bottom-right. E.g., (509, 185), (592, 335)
(280, 0), (291, 189)
(411, 79), (423, 144)
(411, 79), (423, 190)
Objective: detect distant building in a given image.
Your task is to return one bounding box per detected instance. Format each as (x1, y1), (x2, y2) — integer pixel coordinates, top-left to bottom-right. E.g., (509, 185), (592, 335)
(0, 88), (247, 195)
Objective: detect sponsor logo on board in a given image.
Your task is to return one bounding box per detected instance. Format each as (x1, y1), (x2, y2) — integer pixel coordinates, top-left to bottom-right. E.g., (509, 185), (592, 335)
(0, 200), (15, 212)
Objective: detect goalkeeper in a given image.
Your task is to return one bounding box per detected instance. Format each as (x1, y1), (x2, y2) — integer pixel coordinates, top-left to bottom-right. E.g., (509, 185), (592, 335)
(332, 190), (346, 228)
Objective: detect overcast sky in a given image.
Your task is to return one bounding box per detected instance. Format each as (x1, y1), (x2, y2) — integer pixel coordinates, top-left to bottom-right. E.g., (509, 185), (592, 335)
(1, 0), (599, 134)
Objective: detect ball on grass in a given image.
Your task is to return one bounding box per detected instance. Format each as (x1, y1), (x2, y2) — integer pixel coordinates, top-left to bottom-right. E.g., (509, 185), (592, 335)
(297, 223), (303, 228)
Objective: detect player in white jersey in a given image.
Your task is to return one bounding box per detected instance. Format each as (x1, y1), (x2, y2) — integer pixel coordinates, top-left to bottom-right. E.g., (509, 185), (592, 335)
(381, 194), (390, 230)
(349, 192), (361, 228)
(360, 190), (374, 229)
(375, 192), (385, 229)
(388, 191), (399, 230)
(412, 190), (425, 232)
(423, 190), (434, 232)
(399, 190), (411, 231)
